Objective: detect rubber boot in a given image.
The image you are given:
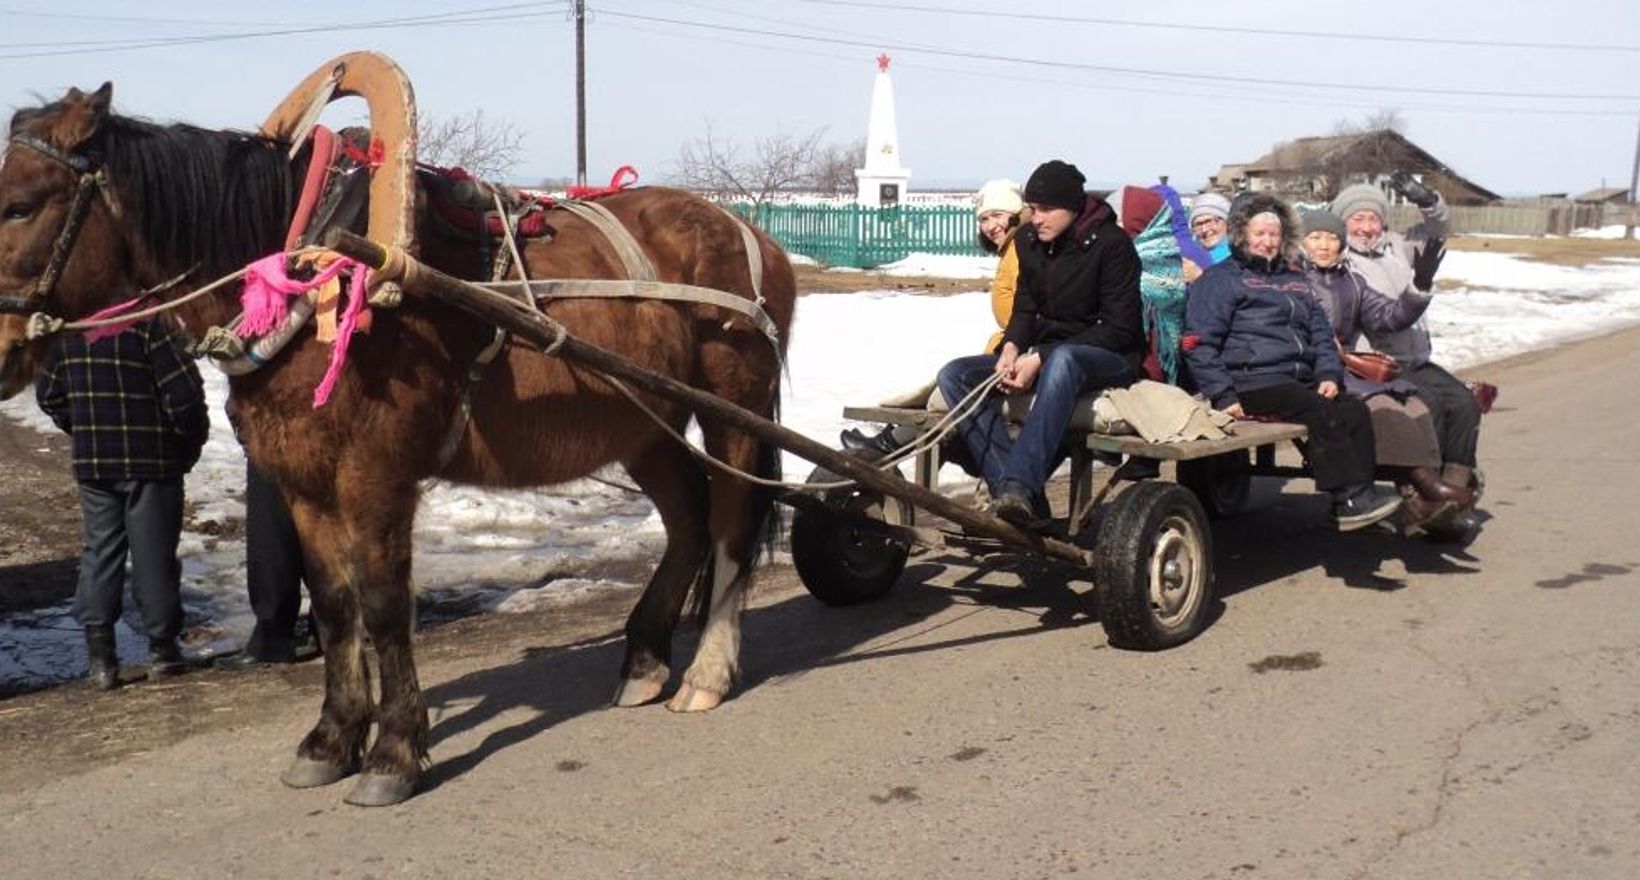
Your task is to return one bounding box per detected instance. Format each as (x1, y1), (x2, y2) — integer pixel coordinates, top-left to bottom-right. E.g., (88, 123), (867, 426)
(1396, 489), (1455, 534)
(1441, 464), (1478, 503)
(147, 638), (187, 682)
(85, 625), (118, 691)
(1409, 465), (1475, 508)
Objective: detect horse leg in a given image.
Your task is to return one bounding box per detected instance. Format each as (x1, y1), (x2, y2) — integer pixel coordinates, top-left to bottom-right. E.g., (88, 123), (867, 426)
(668, 423), (776, 713)
(614, 442), (711, 707)
(280, 504), (371, 789)
(343, 503), (427, 808)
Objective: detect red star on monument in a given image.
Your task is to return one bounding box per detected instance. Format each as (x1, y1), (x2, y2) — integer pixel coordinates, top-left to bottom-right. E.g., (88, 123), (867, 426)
(876, 53), (891, 72)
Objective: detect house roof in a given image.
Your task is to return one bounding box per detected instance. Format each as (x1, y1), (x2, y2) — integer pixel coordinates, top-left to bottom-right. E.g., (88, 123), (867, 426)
(1573, 186), (1631, 203)
(1239, 129), (1500, 201)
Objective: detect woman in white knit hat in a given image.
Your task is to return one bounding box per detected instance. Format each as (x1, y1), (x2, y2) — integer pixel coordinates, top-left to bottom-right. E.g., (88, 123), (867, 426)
(840, 180), (1030, 459)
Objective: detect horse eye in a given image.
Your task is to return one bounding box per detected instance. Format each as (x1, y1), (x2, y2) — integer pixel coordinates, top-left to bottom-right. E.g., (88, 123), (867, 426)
(1, 202), (34, 221)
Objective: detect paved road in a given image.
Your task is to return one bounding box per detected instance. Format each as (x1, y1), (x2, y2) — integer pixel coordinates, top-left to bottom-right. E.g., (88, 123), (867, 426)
(3, 327), (1638, 879)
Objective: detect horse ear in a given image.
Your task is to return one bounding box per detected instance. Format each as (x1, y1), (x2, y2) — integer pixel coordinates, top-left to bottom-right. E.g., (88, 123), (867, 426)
(54, 82), (113, 149)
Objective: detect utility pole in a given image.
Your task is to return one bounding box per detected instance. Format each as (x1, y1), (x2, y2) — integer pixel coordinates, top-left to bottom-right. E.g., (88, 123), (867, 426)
(1627, 114), (1639, 241)
(574, 0), (587, 187)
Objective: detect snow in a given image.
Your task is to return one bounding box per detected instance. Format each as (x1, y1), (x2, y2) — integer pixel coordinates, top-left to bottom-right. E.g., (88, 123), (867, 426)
(5, 247), (1640, 692)
(1571, 224), (1636, 240)
(875, 253), (998, 278)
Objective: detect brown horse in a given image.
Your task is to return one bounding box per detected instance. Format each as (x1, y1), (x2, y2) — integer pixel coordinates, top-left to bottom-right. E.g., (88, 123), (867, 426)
(0, 84), (795, 805)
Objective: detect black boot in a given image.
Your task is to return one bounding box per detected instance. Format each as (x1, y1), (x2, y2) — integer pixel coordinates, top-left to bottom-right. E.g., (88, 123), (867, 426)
(84, 625), (118, 691)
(839, 425), (902, 460)
(147, 638), (187, 682)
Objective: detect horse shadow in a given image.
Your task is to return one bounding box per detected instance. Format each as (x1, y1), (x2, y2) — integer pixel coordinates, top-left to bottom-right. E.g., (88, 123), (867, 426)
(419, 556), (1090, 791)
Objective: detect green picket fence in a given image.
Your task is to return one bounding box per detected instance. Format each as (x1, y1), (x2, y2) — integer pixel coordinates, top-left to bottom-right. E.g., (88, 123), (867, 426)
(724, 202), (983, 268)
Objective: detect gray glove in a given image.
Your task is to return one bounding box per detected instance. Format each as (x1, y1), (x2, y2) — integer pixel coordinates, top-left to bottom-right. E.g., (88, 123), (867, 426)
(1411, 239), (1446, 292)
(1390, 171), (1439, 209)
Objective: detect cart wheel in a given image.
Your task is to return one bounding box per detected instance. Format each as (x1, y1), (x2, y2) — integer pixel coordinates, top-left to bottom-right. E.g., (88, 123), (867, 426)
(1093, 482), (1215, 651)
(791, 465), (911, 607)
(1175, 450), (1251, 518)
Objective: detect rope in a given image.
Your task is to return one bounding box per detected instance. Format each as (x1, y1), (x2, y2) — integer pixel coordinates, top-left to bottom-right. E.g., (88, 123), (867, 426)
(25, 266), (240, 340)
(601, 370), (1003, 493)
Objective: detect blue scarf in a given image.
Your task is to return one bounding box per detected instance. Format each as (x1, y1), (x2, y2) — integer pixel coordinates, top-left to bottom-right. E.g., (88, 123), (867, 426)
(1134, 203), (1188, 384)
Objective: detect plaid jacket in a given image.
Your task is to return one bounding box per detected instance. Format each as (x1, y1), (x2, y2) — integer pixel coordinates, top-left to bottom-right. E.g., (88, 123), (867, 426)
(35, 321), (209, 482)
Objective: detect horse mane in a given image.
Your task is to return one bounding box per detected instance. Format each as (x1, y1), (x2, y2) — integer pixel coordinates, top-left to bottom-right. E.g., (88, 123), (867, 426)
(95, 112), (295, 279)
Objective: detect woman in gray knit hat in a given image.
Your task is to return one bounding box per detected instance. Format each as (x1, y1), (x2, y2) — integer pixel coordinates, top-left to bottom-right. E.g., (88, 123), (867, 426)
(1331, 174), (1482, 537)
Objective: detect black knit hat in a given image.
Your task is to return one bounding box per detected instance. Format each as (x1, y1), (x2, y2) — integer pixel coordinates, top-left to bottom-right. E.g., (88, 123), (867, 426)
(1023, 160), (1087, 211)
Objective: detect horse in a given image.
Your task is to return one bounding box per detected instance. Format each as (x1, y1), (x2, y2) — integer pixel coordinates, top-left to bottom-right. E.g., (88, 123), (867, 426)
(0, 83), (796, 806)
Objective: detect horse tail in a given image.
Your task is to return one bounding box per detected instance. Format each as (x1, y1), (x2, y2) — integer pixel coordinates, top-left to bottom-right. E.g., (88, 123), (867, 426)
(686, 395), (783, 626)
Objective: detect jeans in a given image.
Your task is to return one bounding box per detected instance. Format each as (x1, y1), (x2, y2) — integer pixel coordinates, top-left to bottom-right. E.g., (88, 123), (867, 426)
(73, 477), (185, 642)
(937, 344), (1134, 498)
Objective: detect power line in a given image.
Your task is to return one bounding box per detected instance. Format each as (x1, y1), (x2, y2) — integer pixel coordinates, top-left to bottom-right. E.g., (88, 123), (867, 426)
(597, 9), (1640, 102)
(0, 2), (569, 60)
(786, 0), (1640, 54)
(601, 19), (1634, 119)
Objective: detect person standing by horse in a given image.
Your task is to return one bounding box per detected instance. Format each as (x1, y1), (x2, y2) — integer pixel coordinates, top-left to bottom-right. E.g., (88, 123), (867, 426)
(937, 160), (1143, 529)
(35, 318), (209, 689)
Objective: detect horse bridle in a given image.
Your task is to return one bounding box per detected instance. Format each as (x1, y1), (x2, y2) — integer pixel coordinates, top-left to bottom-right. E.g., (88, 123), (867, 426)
(0, 132), (119, 316)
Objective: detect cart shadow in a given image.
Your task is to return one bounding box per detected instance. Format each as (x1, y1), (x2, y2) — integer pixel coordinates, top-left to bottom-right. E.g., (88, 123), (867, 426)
(1210, 480), (1487, 597)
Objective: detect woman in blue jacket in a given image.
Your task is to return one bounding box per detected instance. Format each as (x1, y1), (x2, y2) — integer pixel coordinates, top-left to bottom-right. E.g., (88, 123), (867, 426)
(1183, 193), (1401, 532)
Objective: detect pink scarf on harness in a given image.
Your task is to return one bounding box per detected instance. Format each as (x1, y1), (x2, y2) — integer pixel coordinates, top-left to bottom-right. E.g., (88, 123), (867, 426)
(238, 252), (371, 408)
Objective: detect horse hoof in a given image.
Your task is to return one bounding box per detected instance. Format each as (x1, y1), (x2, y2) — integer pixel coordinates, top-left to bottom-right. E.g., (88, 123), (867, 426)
(281, 757), (356, 789)
(665, 683), (724, 713)
(344, 773), (416, 807)
(612, 669), (668, 707)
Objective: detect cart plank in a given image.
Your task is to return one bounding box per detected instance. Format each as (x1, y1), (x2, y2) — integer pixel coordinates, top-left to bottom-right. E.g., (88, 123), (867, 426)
(842, 406), (1306, 462)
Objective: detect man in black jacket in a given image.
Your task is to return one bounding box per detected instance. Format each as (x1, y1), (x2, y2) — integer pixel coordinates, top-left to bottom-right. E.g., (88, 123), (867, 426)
(936, 160), (1143, 528)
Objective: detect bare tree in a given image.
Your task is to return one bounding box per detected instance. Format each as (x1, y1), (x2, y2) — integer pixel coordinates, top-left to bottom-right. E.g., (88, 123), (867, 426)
(808, 136), (867, 196)
(417, 109), (526, 180)
(673, 124), (827, 213)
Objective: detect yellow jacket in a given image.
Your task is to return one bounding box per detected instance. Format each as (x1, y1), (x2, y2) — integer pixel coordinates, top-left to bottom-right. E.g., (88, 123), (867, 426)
(984, 230), (1020, 354)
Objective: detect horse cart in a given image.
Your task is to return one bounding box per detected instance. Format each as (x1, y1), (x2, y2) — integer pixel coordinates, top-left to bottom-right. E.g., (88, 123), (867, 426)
(322, 228), (1309, 654)
(0, 50), (1428, 806)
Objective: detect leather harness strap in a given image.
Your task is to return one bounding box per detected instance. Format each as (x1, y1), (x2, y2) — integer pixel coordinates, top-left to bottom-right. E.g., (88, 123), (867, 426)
(489, 278), (781, 352)
(553, 200), (659, 282)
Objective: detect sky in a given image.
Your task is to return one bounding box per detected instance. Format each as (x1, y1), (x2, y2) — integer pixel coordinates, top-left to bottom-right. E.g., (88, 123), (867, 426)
(2, 2), (1639, 196)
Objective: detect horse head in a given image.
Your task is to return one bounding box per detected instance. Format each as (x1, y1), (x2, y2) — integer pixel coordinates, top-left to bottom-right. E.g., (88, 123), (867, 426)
(0, 83), (138, 397)
(0, 83), (297, 399)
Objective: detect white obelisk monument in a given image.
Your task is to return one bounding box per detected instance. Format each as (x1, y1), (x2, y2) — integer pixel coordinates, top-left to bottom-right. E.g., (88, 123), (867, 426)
(854, 54), (911, 207)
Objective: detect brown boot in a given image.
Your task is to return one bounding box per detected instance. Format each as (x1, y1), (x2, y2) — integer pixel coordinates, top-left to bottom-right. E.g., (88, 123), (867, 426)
(1398, 492), (1456, 534)
(1441, 464), (1479, 503)
(1409, 466), (1475, 508)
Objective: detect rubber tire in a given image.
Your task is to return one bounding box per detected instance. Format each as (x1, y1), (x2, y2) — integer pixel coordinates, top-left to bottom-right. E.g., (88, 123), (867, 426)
(1175, 449), (1252, 518)
(1093, 481), (1215, 651)
(791, 465), (910, 607)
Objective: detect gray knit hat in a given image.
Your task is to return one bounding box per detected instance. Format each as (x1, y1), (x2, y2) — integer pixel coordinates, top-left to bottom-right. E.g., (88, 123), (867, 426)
(1189, 192), (1230, 225)
(1300, 210), (1347, 243)
(1331, 183), (1389, 223)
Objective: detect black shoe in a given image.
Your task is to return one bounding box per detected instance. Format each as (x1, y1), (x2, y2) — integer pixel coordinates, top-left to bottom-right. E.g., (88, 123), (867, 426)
(216, 649), (297, 670)
(1333, 486), (1402, 532)
(840, 425), (902, 460)
(991, 487), (1052, 531)
(147, 639), (188, 682)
